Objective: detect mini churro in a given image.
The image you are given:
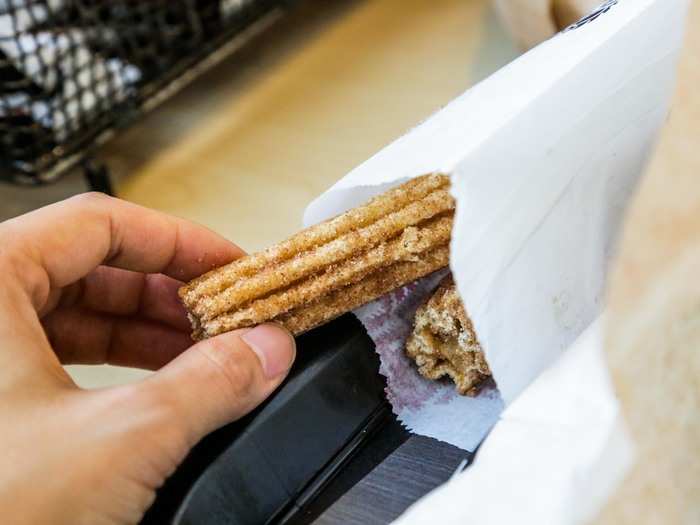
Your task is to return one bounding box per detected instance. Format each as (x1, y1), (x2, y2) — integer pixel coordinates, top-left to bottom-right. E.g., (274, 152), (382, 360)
(180, 174), (453, 339)
(405, 274), (490, 396)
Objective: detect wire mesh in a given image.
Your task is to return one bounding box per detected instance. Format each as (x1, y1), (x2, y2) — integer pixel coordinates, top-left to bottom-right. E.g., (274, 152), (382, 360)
(0, 0), (284, 183)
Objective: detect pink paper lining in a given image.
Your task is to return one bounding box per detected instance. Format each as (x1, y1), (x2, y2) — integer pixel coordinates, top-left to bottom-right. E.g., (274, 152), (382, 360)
(355, 270), (499, 414)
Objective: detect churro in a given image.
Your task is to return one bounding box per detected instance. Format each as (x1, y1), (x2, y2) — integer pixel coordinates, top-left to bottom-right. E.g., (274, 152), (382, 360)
(180, 174), (453, 339)
(406, 274), (490, 396)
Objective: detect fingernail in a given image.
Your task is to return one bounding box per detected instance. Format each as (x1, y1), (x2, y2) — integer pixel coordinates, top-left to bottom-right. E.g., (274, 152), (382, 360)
(241, 323), (296, 379)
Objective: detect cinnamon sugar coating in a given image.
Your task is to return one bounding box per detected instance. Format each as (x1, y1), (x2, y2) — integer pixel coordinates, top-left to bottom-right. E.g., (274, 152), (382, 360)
(180, 174), (453, 339)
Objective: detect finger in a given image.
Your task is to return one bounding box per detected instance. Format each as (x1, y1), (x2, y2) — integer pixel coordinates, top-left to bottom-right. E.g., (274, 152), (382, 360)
(42, 307), (192, 370)
(138, 324), (296, 445)
(1, 193), (243, 310)
(0, 283), (72, 388)
(45, 267), (190, 331)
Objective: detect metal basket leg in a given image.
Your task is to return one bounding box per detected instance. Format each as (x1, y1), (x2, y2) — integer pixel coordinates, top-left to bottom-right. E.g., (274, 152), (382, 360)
(82, 158), (114, 196)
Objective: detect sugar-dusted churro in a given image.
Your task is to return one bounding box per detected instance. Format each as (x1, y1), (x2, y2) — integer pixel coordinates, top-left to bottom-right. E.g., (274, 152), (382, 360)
(180, 174), (453, 339)
(406, 274), (490, 396)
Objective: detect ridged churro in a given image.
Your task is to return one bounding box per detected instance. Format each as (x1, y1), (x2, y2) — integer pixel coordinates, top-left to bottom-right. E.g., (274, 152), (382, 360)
(180, 174), (453, 339)
(406, 274), (490, 396)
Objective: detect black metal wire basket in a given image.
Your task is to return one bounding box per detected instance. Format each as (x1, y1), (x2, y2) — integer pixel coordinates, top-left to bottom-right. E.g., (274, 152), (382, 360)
(0, 0), (291, 186)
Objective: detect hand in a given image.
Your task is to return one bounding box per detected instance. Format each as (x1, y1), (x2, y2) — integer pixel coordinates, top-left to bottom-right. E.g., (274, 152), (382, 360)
(0, 193), (296, 525)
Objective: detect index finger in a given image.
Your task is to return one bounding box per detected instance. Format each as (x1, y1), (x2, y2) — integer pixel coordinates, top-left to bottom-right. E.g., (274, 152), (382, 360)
(1, 193), (244, 292)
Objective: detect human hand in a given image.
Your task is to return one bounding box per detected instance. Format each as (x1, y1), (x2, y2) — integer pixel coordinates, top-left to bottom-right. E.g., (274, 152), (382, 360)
(0, 193), (296, 525)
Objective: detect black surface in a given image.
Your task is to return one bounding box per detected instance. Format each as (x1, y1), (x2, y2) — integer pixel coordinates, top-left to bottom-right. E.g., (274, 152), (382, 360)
(314, 436), (471, 525)
(144, 313), (476, 525)
(142, 314), (397, 525)
(283, 417), (410, 525)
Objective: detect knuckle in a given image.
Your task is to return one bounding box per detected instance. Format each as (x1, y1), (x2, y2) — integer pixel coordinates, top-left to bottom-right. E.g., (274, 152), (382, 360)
(68, 191), (113, 209)
(126, 385), (193, 454)
(71, 191), (112, 204)
(199, 337), (258, 401)
(0, 231), (46, 304)
(0, 223), (21, 265)
(0, 240), (15, 273)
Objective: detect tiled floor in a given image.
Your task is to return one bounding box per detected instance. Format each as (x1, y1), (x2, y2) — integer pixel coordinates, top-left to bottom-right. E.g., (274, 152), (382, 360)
(0, 0), (518, 388)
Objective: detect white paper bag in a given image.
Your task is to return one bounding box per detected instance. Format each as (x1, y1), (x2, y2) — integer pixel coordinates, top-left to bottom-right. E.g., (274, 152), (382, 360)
(394, 319), (635, 525)
(304, 0), (688, 450)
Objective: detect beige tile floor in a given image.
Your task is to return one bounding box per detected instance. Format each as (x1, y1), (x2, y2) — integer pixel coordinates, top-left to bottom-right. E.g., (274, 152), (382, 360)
(0, 0), (517, 388)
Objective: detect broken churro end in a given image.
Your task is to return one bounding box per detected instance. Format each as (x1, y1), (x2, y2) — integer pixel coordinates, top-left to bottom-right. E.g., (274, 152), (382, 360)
(406, 275), (491, 396)
(180, 173), (453, 339)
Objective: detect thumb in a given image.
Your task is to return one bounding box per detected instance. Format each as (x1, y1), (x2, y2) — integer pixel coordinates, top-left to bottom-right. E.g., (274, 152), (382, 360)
(140, 323), (296, 445)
